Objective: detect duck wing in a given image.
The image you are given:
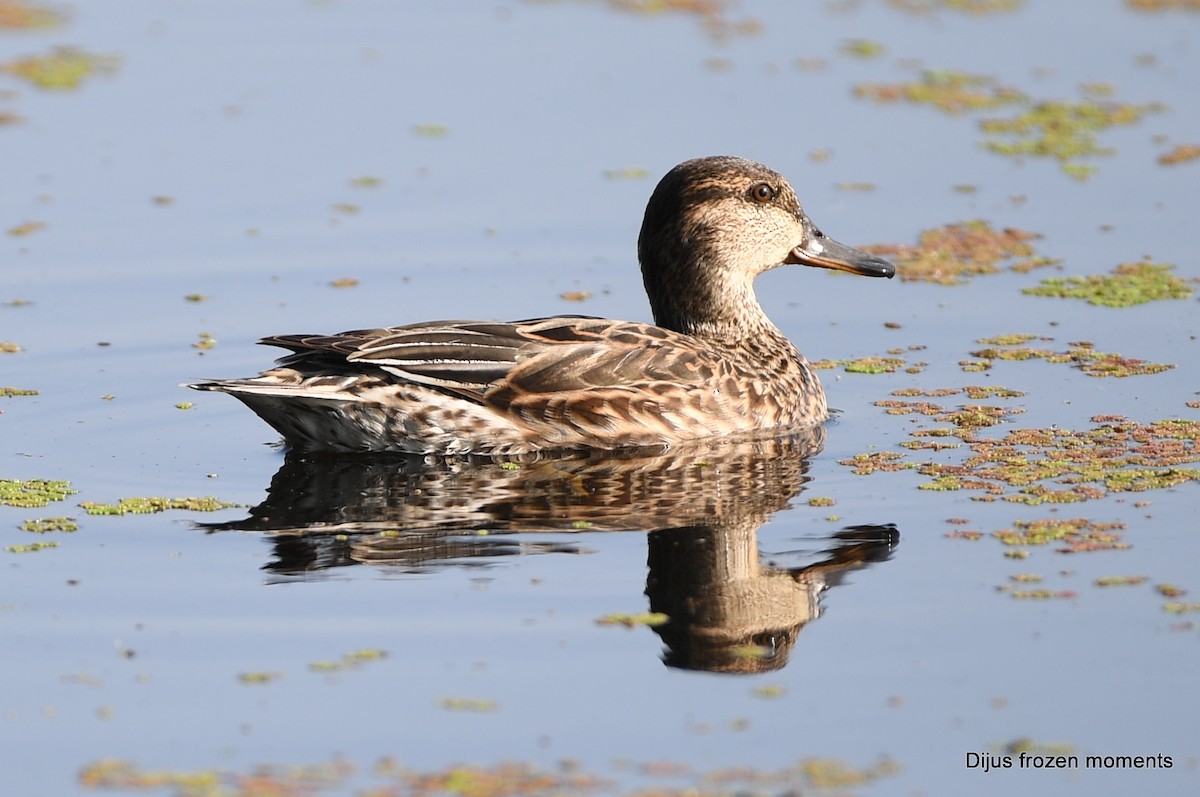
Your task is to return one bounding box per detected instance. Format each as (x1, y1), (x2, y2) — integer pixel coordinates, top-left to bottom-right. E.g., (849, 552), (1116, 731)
(262, 316), (719, 402)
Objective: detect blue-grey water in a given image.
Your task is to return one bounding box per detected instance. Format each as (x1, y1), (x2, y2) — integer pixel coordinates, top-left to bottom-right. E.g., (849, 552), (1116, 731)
(3, 2), (1198, 795)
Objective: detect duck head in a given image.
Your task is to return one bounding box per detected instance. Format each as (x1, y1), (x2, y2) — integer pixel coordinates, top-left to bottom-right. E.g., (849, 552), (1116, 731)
(638, 156), (893, 337)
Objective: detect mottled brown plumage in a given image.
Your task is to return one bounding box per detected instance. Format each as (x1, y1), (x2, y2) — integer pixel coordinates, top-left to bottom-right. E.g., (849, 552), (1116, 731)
(188, 156), (893, 454)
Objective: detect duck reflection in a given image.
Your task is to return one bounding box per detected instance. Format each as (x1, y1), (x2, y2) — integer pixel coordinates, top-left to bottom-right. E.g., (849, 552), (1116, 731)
(203, 428), (898, 673)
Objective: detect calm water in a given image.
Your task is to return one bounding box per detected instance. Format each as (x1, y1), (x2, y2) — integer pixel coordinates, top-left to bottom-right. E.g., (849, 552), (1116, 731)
(3, 2), (1199, 796)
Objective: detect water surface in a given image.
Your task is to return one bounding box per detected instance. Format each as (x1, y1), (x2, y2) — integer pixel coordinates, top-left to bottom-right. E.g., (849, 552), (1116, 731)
(3, 2), (1199, 796)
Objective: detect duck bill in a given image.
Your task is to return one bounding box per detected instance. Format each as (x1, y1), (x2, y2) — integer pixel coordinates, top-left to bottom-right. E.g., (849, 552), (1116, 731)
(785, 236), (895, 278)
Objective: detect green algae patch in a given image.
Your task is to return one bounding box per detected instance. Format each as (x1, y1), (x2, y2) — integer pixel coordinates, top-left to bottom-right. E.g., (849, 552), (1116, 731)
(813, 355), (906, 374)
(1023, 261), (1194, 307)
(1009, 589), (1077, 600)
(841, 39), (884, 58)
(7, 540), (59, 553)
(799, 757), (901, 790)
(946, 529), (983, 540)
(78, 760), (224, 792)
(977, 333), (1042, 346)
(855, 69), (1025, 114)
(79, 496), (236, 515)
(864, 220), (1058, 285)
(854, 69), (1161, 178)
(890, 385), (1024, 400)
(308, 648), (388, 674)
(993, 518), (1128, 552)
(1, 387), (39, 397)
(19, 516), (77, 533)
(192, 331), (216, 350)
(80, 754), (900, 797)
(980, 98), (1162, 179)
(849, 412), (1200, 505)
(1, 47), (119, 90)
(602, 166), (650, 180)
(838, 451), (915, 475)
(1, 478), (75, 507)
(7, 220), (45, 236)
(237, 671), (282, 685)
(1094, 576), (1148, 587)
(939, 404), (1024, 429)
(411, 123), (449, 138)
(437, 697), (500, 713)
(968, 335), (1173, 378)
(595, 611), (668, 628)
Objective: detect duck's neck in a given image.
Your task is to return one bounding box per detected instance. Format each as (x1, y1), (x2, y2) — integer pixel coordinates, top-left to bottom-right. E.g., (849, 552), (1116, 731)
(648, 260), (796, 357)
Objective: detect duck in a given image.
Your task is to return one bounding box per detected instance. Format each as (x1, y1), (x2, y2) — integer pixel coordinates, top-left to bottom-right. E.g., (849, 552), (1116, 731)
(188, 156), (894, 454)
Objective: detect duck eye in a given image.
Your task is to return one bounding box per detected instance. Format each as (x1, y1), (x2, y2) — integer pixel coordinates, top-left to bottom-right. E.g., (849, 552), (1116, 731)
(750, 182), (776, 203)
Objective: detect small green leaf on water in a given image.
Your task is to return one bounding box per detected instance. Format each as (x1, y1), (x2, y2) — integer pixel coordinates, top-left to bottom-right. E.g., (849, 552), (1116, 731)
(602, 167), (649, 180)
(1, 387), (38, 396)
(7, 220), (45, 236)
(412, 123), (449, 138)
(7, 541), (58, 553)
(1010, 589), (1076, 600)
(752, 684), (787, 699)
(841, 39), (884, 58)
(238, 671), (282, 685)
(175, 402), (195, 410)
(595, 612), (669, 628)
(308, 648), (388, 673)
(437, 697), (499, 712)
